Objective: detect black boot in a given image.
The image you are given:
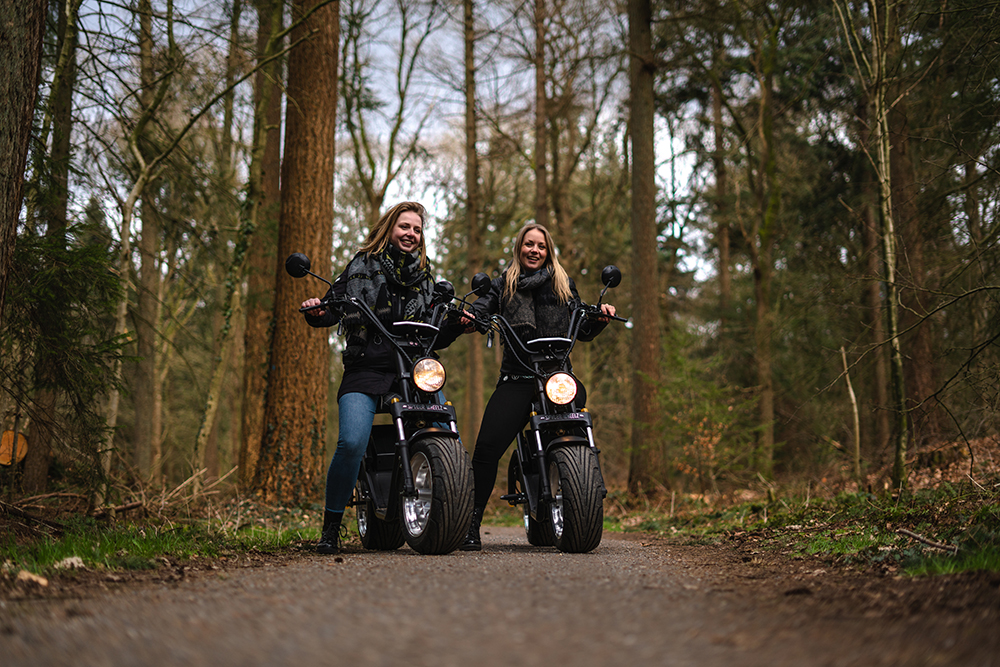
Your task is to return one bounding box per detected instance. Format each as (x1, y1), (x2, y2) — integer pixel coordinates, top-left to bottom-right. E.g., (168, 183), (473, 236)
(459, 506), (485, 552)
(316, 510), (344, 555)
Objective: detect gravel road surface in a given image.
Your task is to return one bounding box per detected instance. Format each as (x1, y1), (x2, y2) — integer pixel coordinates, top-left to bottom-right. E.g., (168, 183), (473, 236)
(3, 526), (996, 667)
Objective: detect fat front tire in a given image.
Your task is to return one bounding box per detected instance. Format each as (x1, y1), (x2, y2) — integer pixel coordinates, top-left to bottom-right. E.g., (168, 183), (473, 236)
(355, 473), (405, 551)
(547, 447), (604, 553)
(402, 435), (474, 555)
(508, 455), (554, 547)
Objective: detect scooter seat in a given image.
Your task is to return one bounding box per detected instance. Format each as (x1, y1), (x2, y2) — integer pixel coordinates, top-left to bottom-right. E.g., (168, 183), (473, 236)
(525, 336), (572, 352)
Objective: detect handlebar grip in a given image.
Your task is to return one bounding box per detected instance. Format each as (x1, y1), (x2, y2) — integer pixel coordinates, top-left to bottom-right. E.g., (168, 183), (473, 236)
(580, 306), (627, 322)
(299, 297), (341, 314)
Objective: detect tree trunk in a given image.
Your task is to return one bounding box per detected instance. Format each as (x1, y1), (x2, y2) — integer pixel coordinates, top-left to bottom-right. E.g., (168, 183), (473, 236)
(0, 0), (47, 329)
(964, 161), (985, 343)
(23, 0), (79, 494)
(240, 0), (284, 490)
(463, 0), (483, 443)
(863, 174), (890, 457)
(749, 27), (781, 475)
(133, 0), (161, 482)
(533, 0), (549, 228)
(253, 0), (339, 505)
(194, 280), (243, 488)
(710, 41), (730, 326)
(626, 0), (661, 495)
(870, 0), (908, 491)
(887, 38), (939, 446)
(854, 87), (888, 461)
(219, 0), (243, 182)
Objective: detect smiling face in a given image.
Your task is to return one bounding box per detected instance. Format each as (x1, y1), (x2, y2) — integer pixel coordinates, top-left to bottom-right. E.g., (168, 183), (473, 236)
(518, 228), (549, 272)
(389, 211), (423, 253)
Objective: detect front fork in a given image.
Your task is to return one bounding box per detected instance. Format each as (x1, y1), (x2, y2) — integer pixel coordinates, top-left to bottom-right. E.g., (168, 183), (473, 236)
(390, 397), (460, 498)
(513, 410), (604, 507)
(394, 415), (416, 497)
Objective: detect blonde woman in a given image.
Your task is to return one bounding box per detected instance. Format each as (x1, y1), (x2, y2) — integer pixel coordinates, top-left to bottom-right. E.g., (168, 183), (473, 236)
(459, 224), (615, 550)
(302, 202), (457, 554)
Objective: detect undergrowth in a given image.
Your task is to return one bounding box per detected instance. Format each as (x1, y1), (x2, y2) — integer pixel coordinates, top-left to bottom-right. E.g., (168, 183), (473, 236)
(3, 480), (997, 579)
(608, 479), (1000, 576)
(1, 501), (316, 577)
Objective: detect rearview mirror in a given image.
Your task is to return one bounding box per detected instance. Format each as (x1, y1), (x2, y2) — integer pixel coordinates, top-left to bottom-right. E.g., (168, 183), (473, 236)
(471, 272), (492, 297)
(285, 253), (311, 278)
(433, 280), (456, 302)
(600, 265), (622, 289)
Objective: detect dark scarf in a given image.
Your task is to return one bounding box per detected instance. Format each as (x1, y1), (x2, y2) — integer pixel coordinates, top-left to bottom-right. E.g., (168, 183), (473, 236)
(341, 245), (434, 359)
(504, 267), (571, 340)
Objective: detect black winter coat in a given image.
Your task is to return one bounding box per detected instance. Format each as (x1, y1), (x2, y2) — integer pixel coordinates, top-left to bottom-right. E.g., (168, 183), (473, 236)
(470, 270), (606, 378)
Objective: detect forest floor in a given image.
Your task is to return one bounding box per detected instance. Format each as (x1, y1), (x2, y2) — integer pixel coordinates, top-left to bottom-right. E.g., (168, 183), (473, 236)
(1, 435), (999, 665)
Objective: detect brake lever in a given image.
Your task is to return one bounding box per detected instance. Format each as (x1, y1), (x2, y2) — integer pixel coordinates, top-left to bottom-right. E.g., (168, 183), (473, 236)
(581, 305), (627, 322)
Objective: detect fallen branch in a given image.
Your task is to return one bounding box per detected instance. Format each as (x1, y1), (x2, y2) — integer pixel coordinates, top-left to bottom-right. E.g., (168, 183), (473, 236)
(15, 492), (88, 506)
(897, 528), (959, 555)
(90, 500), (145, 519)
(0, 499), (65, 533)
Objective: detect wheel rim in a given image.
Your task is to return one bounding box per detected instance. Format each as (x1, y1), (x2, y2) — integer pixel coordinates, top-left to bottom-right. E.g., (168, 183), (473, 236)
(521, 492), (532, 537)
(403, 451), (433, 536)
(355, 479), (369, 537)
(514, 464), (531, 538)
(548, 459), (564, 539)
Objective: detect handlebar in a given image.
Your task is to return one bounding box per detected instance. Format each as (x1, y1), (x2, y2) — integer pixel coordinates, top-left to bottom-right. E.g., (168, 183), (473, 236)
(576, 303), (628, 323)
(479, 302), (627, 378)
(299, 297), (339, 314)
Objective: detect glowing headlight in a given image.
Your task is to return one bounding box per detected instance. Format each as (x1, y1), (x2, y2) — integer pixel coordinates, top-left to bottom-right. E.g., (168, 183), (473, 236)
(413, 358), (446, 393)
(545, 373), (577, 405)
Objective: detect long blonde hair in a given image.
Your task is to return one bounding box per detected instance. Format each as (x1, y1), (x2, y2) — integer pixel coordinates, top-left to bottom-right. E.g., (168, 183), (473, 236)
(503, 223), (572, 303)
(358, 201), (428, 268)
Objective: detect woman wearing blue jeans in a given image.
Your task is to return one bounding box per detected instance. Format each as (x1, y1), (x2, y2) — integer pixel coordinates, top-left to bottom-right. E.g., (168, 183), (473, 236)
(301, 202), (459, 554)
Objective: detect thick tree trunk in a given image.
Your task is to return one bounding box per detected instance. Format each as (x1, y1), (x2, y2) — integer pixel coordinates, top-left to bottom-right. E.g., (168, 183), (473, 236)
(0, 0), (47, 329)
(23, 0), (78, 494)
(253, 0), (339, 505)
(533, 0), (548, 228)
(240, 0), (284, 490)
(463, 0), (483, 443)
(626, 0), (661, 495)
(888, 79), (939, 445)
(133, 0), (161, 482)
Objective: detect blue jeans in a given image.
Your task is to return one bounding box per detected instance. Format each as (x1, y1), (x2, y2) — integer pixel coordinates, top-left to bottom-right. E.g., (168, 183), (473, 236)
(324, 391), (456, 513)
(324, 392), (377, 513)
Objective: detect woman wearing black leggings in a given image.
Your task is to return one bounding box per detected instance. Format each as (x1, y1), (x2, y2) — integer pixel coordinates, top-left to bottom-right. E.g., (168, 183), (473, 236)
(460, 224), (615, 550)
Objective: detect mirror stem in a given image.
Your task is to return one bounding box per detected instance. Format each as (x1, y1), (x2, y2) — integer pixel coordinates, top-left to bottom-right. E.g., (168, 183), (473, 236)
(307, 270), (333, 288)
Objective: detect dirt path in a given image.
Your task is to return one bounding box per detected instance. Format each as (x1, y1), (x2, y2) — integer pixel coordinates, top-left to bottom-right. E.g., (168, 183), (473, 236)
(2, 526), (998, 666)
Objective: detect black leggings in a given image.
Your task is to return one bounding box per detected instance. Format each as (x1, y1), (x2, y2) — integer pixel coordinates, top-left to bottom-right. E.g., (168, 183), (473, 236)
(470, 379), (587, 508)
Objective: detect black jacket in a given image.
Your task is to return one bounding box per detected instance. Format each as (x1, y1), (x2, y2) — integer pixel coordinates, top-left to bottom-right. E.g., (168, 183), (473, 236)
(305, 265), (461, 399)
(470, 271), (607, 378)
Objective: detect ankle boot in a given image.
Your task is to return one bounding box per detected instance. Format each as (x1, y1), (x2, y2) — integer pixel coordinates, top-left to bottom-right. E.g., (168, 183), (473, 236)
(316, 510), (344, 554)
(459, 506), (485, 551)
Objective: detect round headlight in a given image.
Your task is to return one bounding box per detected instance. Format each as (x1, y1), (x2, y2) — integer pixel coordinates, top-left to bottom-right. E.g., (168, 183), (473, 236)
(413, 357), (446, 393)
(545, 372), (577, 405)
